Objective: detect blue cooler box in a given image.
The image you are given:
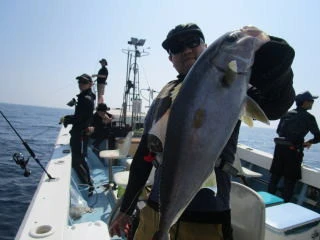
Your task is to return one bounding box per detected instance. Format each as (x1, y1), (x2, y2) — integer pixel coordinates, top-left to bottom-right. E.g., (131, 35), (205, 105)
(265, 203), (320, 240)
(257, 191), (284, 206)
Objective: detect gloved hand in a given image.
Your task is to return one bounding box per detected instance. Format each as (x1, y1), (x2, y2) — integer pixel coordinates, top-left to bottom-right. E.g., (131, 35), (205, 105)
(84, 127), (94, 135)
(59, 115), (72, 128)
(248, 36), (296, 120)
(250, 36), (295, 96)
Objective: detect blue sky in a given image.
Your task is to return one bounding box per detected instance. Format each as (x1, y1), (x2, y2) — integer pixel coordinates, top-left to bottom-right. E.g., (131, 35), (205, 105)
(0, 0), (319, 128)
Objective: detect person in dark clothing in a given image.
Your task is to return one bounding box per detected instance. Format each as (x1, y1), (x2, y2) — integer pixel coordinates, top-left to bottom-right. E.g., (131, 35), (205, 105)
(92, 58), (109, 104)
(109, 23), (295, 240)
(268, 91), (320, 202)
(88, 103), (113, 152)
(61, 73), (96, 194)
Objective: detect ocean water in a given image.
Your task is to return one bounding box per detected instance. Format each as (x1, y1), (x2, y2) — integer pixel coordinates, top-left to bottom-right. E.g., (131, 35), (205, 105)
(0, 103), (72, 240)
(239, 125), (320, 169)
(0, 103), (319, 240)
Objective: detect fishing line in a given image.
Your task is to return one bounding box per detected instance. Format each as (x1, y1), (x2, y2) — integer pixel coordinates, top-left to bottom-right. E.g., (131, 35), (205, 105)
(139, 65), (158, 109)
(140, 64), (151, 90)
(91, 31), (109, 99)
(30, 126), (55, 140)
(51, 81), (75, 96)
(0, 110), (55, 180)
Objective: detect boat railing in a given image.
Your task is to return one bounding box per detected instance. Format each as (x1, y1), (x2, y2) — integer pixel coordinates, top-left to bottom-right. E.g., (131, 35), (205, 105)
(237, 143), (320, 209)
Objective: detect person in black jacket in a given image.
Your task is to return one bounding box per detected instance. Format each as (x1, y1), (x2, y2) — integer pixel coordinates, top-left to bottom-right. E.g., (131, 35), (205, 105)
(109, 23), (296, 240)
(88, 103), (113, 152)
(92, 58), (109, 104)
(268, 91), (320, 202)
(61, 74), (96, 194)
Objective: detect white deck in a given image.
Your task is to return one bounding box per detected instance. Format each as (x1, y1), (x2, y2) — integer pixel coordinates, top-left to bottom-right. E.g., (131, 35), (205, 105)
(15, 127), (320, 240)
(15, 126), (111, 240)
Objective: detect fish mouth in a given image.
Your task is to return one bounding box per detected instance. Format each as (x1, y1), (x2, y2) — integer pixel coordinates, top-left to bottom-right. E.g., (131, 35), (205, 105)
(241, 26), (270, 42)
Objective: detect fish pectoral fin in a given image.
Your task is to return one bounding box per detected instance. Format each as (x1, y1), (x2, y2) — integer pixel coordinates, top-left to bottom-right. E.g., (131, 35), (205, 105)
(200, 171), (217, 196)
(240, 115), (254, 127)
(198, 186), (218, 197)
(222, 60), (238, 87)
(241, 96), (270, 126)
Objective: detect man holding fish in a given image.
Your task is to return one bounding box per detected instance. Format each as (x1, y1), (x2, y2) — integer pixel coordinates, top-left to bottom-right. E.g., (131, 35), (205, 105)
(110, 23), (295, 240)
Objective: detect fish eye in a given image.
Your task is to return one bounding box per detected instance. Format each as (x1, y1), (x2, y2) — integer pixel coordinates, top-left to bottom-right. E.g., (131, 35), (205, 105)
(226, 33), (238, 42)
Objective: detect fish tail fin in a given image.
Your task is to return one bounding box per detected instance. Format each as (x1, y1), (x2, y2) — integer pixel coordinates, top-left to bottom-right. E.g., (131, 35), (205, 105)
(152, 231), (170, 240)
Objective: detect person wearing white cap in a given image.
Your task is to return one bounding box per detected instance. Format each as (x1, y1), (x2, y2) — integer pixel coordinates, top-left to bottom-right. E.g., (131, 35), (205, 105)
(269, 91), (320, 202)
(92, 58), (109, 104)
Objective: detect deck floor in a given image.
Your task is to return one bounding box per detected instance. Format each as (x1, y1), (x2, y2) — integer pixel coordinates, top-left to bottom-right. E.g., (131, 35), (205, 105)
(70, 148), (126, 226)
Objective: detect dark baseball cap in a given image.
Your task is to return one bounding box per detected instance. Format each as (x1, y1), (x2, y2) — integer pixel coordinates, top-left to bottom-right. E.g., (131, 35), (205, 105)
(99, 58), (107, 64)
(295, 91), (318, 103)
(96, 103), (110, 111)
(162, 23), (205, 51)
(76, 73), (92, 83)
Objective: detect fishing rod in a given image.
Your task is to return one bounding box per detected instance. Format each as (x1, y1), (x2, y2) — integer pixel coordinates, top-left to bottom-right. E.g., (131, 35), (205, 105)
(0, 110), (55, 180)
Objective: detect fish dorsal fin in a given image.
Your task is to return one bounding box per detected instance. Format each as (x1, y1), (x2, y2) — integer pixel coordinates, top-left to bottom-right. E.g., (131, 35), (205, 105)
(241, 96), (270, 127)
(222, 60), (238, 87)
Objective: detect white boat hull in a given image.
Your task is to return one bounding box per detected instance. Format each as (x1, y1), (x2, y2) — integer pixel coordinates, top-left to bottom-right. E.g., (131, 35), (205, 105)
(16, 127), (320, 240)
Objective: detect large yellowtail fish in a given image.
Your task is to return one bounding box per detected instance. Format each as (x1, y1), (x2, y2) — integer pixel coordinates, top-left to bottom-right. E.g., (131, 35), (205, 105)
(152, 26), (270, 240)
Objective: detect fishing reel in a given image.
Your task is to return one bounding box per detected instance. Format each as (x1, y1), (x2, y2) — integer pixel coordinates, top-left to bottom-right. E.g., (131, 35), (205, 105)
(66, 98), (77, 107)
(12, 153), (31, 177)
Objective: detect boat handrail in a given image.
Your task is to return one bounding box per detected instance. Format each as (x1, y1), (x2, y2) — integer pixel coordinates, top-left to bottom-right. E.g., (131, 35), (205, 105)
(237, 143), (320, 189)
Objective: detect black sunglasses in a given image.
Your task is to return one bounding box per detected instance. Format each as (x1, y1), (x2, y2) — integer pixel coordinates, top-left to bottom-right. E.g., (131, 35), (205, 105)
(78, 80), (90, 84)
(168, 37), (204, 55)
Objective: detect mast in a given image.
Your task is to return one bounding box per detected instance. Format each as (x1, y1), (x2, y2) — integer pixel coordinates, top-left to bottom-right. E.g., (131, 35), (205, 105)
(120, 37), (149, 130)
